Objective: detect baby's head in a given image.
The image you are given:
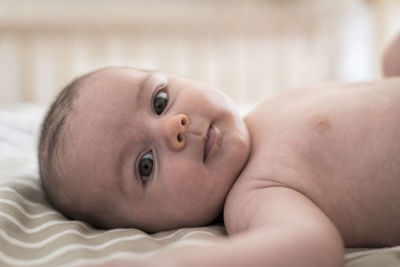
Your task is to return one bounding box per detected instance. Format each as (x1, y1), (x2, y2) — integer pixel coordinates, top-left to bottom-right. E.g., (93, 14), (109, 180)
(38, 67), (250, 232)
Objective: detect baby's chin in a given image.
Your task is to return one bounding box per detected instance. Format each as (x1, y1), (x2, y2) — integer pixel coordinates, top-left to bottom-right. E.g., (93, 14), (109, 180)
(136, 196), (227, 233)
(132, 215), (219, 233)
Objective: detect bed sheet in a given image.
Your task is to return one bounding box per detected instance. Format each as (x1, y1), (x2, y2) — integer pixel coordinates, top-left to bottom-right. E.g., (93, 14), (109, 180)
(0, 103), (399, 266)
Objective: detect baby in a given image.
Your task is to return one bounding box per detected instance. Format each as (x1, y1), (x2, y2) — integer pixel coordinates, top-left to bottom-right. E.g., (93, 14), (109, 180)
(38, 35), (400, 267)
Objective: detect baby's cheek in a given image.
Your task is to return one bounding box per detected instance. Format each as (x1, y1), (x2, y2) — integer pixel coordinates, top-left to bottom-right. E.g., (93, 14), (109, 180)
(161, 163), (197, 192)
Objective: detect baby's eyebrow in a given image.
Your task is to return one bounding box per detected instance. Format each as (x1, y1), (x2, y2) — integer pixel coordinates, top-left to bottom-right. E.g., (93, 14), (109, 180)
(113, 144), (126, 194)
(135, 76), (148, 103)
(112, 121), (142, 195)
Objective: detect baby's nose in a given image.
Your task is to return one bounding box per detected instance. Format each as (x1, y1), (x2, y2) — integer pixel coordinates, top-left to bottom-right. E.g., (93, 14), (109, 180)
(163, 114), (190, 150)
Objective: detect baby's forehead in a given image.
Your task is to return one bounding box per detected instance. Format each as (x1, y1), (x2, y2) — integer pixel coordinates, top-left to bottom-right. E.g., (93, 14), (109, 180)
(76, 68), (145, 106)
(85, 67), (174, 97)
(60, 68), (171, 203)
(67, 67), (165, 148)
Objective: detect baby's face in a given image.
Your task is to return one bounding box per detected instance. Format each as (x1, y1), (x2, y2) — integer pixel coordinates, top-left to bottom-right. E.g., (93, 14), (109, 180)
(65, 67), (250, 231)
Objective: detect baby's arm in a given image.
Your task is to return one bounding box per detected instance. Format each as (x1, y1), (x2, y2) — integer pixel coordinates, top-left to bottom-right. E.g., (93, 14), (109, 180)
(148, 186), (343, 267)
(382, 33), (400, 76)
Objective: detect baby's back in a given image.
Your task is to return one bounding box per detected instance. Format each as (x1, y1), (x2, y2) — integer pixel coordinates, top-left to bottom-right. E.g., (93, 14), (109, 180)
(229, 78), (400, 247)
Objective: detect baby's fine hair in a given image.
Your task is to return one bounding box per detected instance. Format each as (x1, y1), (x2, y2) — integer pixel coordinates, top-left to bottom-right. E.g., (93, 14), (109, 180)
(38, 71), (93, 223)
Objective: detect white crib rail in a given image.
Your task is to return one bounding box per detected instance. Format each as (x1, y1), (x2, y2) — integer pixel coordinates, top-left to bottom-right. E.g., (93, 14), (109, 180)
(0, 0), (398, 107)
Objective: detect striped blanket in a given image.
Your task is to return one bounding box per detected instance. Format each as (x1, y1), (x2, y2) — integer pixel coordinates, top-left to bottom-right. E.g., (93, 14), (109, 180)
(0, 103), (399, 266)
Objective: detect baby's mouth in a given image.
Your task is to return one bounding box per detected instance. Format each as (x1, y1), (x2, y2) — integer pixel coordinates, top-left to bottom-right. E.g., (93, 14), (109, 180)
(203, 124), (219, 162)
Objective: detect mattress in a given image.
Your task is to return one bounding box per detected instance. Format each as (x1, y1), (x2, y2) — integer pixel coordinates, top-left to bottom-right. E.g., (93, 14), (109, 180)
(0, 103), (399, 266)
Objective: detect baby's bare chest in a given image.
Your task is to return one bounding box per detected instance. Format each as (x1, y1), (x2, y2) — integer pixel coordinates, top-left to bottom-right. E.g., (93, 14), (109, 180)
(242, 79), (400, 246)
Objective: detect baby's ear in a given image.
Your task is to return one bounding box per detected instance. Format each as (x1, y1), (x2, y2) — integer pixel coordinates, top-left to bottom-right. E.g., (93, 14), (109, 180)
(382, 33), (400, 77)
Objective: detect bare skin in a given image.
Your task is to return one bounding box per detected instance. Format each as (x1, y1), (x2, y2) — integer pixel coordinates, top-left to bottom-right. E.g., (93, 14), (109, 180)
(226, 78), (400, 248)
(383, 34), (400, 76)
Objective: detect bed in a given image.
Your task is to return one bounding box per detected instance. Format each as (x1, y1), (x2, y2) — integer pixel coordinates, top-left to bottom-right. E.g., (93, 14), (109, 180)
(1, 103), (399, 267)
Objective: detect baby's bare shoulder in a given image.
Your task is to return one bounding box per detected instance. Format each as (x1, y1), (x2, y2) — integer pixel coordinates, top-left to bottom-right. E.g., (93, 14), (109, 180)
(225, 79), (400, 246)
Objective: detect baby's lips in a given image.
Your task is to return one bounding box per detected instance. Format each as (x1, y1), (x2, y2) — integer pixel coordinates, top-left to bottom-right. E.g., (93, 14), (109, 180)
(203, 124), (220, 162)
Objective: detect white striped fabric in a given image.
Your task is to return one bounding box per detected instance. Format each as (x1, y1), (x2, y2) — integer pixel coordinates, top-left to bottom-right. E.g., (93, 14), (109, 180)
(0, 175), (227, 267)
(1, 104), (399, 267)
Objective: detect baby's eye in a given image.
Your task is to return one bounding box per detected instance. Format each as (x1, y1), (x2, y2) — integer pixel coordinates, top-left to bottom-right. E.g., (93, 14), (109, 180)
(153, 89), (168, 115)
(139, 151), (154, 183)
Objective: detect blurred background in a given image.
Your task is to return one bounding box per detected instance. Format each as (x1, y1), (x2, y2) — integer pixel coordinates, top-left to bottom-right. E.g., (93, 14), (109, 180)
(0, 0), (399, 110)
